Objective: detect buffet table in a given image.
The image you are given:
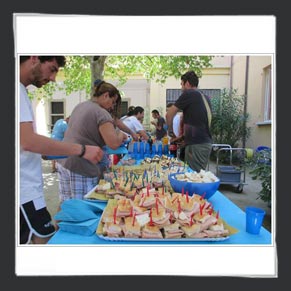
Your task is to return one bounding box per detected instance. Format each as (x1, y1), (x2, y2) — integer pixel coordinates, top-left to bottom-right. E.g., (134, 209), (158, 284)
(48, 190), (272, 245)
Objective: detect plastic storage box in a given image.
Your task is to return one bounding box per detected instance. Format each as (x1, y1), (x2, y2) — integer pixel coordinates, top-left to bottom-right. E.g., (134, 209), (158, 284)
(217, 166), (241, 183)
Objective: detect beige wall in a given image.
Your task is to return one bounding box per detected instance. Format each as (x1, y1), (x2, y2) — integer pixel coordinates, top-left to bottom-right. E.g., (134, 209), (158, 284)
(231, 56), (272, 149)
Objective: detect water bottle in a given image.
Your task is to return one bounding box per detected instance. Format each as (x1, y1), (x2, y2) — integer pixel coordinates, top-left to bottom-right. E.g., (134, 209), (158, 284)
(147, 136), (153, 153)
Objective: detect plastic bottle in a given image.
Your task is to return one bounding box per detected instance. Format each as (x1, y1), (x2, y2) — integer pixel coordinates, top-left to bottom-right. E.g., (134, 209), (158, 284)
(169, 141), (178, 157)
(147, 135), (153, 153)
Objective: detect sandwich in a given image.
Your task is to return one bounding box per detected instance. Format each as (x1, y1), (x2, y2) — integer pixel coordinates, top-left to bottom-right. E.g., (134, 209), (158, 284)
(163, 222), (184, 239)
(116, 199), (132, 217)
(103, 222), (123, 237)
(141, 223), (163, 239)
(203, 221), (229, 237)
(121, 216), (142, 238)
(151, 207), (171, 227)
(139, 193), (156, 208)
(181, 224), (205, 238)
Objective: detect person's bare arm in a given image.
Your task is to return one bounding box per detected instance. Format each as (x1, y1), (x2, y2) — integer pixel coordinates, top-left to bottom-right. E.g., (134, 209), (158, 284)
(20, 122), (103, 164)
(99, 122), (128, 149)
(138, 130), (149, 141)
(115, 118), (139, 141)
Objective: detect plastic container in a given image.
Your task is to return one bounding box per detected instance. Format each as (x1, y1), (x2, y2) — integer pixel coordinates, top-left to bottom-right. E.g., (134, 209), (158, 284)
(245, 206), (266, 234)
(168, 172), (220, 200)
(217, 166), (241, 183)
(163, 144), (169, 155)
(157, 142), (163, 156)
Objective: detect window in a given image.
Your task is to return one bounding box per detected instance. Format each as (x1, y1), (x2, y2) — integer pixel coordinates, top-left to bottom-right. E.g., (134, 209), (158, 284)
(50, 101), (64, 131)
(166, 89), (221, 105)
(263, 66), (272, 122)
(120, 101), (129, 117)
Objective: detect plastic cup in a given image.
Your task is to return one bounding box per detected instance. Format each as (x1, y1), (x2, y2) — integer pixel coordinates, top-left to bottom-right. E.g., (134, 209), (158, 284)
(145, 142), (150, 154)
(139, 142), (145, 154)
(158, 143), (163, 155)
(245, 206), (266, 234)
(133, 142), (139, 154)
(163, 144), (169, 155)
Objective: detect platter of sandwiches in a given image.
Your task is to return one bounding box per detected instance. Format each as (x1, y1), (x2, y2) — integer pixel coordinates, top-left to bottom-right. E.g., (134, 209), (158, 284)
(96, 186), (236, 242)
(84, 165), (190, 203)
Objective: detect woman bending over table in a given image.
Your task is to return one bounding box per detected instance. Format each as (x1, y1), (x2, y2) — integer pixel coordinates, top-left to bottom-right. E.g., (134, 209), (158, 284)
(57, 80), (128, 202)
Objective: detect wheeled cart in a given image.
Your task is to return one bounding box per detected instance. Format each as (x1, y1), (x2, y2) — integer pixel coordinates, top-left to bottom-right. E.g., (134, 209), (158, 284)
(216, 147), (247, 193)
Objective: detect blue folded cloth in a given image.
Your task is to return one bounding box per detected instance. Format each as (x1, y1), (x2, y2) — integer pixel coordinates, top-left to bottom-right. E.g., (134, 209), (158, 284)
(58, 218), (100, 236)
(104, 145), (128, 155)
(54, 199), (104, 222)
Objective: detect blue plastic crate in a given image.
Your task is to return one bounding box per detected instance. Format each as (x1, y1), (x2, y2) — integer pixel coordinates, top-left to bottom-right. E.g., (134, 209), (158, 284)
(217, 166), (241, 183)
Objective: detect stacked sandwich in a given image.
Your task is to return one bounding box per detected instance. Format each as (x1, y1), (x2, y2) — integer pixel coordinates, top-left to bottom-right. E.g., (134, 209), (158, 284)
(97, 186), (230, 239)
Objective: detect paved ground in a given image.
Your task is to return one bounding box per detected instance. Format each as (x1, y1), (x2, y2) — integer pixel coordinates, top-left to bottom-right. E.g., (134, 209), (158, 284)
(42, 159), (272, 232)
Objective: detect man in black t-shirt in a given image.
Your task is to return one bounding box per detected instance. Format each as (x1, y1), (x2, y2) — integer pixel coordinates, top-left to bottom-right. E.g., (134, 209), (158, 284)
(166, 70), (212, 172)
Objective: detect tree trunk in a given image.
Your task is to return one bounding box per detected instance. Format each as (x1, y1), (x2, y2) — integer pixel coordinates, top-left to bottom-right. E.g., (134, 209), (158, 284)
(90, 56), (107, 95)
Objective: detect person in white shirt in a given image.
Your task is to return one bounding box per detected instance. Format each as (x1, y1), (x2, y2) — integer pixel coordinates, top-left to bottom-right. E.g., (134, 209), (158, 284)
(122, 106), (149, 141)
(120, 105), (135, 121)
(166, 103), (182, 137)
(19, 56), (104, 244)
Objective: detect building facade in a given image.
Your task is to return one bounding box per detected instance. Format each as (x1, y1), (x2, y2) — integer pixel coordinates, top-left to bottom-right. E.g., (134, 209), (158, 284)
(31, 55), (273, 150)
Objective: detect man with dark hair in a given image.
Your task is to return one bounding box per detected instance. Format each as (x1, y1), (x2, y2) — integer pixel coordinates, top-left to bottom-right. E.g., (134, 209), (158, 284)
(166, 70), (212, 172)
(151, 109), (167, 141)
(19, 56), (104, 244)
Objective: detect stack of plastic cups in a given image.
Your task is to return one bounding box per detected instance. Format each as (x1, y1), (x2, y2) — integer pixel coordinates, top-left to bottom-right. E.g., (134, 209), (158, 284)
(163, 144), (169, 156)
(128, 142), (134, 156)
(151, 142), (157, 157)
(158, 142), (163, 156)
(133, 142), (139, 160)
(139, 141), (145, 159)
(145, 142), (151, 158)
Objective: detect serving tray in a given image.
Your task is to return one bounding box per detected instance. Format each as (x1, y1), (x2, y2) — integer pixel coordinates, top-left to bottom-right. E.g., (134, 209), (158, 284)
(84, 185), (109, 203)
(97, 234), (230, 242)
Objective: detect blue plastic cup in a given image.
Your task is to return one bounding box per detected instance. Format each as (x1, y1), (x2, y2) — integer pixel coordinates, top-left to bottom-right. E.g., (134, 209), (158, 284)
(158, 143), (163, 155)
(245, 206), (266, 234)
(163, 144), (169, 155)
(145, 142), (150, 154)
(139, 142), (145, 154)
(133, 142), (138, 154)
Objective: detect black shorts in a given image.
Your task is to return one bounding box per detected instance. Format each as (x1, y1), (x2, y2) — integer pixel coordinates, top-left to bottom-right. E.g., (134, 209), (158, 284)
(20, 200), (56, 244)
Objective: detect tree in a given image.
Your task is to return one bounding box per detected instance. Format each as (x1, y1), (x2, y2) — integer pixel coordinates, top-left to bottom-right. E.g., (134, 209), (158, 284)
(32, 55), (214, 99)
(211, 88), (251, 148)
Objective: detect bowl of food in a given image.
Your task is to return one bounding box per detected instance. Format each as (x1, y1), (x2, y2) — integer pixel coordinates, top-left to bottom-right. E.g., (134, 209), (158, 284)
(168, 170), (220, 200)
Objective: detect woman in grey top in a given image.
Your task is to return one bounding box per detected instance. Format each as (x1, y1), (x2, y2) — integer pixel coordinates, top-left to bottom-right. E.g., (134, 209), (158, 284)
(57, 81), (128, 201)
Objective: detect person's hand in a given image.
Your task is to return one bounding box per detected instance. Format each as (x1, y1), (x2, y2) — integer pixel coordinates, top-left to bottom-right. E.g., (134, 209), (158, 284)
(131, 132), (139, 141)
(121, 132), (129, 142)
(151, 121), (156, 125)
(83, 145), (104, 164)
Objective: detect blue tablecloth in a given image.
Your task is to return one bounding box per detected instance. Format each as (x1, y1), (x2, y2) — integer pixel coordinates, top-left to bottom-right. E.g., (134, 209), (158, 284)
(48, 191), (272, 245)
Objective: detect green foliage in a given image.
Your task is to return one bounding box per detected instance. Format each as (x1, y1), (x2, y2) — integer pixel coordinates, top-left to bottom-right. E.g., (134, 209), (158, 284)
(211, 88), (251, 148)
(29, 55), (214, 100)
(28, 81), (65, 101)
(248, 149), (272, 203)
(105, 55), (214, 85)
(63, 56), (91, 96)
